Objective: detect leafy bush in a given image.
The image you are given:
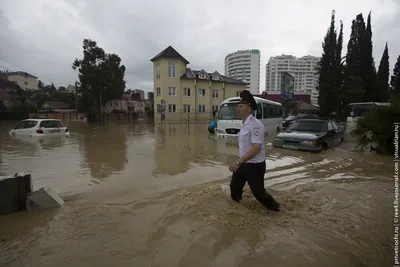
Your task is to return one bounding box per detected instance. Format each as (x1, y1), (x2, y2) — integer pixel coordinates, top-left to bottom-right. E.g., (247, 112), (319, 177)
(351, 98), (400, 154)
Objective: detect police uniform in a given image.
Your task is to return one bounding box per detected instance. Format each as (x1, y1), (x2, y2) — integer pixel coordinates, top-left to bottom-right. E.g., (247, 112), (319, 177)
(230, 90), (280, 212)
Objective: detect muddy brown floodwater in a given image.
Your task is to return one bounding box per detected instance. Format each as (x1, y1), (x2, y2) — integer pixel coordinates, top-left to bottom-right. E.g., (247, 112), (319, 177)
(0, 120), (394, 267)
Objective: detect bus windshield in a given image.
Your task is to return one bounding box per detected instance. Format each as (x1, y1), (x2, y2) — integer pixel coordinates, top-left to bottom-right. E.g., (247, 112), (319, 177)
(218, 103), (240, 120)
(218, 102), (257, 120)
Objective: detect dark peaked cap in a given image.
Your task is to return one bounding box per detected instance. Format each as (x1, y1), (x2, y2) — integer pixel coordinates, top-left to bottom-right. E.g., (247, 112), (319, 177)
(238, 90), (257, 110)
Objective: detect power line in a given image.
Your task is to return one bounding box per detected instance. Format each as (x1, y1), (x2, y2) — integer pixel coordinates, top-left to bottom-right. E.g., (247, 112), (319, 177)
(0, 57), (41, 78)
(0, 57), (56, 85)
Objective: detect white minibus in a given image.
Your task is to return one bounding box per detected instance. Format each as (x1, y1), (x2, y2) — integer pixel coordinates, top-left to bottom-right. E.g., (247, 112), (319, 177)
(215, 96), (283, 139)
(346, 102), (390, 134)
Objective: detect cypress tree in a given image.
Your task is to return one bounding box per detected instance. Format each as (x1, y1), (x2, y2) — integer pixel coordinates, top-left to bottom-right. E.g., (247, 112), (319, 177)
(377, 43), (390, 102)
(317, 10), (338, 117)
(341, 14), (365, 108)
(335, 21), (344, 118)
(390, 55), (400, 98)
(361, 12), (379, 102)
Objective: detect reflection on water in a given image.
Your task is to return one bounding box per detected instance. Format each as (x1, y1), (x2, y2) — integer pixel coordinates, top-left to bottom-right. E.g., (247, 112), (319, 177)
(79, 125), (128, 179)
(154, 124), (219, 175)
(0, 120), (394, 267)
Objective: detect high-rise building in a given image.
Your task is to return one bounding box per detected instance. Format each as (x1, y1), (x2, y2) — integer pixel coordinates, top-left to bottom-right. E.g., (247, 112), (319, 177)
(265, 55), (320, 105)
(224, 49), (261, 94)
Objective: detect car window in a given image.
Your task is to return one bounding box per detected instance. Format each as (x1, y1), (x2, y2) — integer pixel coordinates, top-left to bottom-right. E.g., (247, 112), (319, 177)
(327, 121), (334, 131)
(290, 120), (328, 132)
(331, 121), (340, 131)
(14, 121), (27, 129)
(40, 120), (64, 128)
(14, 120), (38, 129)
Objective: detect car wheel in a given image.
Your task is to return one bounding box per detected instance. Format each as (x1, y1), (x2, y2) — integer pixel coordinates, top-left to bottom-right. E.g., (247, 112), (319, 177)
(323, 142), (328, 150)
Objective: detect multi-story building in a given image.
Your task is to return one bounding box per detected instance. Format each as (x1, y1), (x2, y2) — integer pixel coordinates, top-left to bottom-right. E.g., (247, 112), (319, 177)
(5, 71), (38, 91)
(224, 49), (261, 94)
(265, 55), (320, 105)
(151, 46), (248, 123)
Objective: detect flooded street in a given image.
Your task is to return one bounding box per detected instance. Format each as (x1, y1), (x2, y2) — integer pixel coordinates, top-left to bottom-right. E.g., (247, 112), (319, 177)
(0, 120), (394, 267)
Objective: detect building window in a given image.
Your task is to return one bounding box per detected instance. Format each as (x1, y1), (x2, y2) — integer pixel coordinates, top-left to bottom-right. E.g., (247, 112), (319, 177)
(156, 104), (161, 113)
(212, 89), (219, 98)
(236, 91), (241, 97)
(156, 63), (160, 79)
(183, 88), (191, 97)
(168, 87), (176, 96)
(198, 74), (206, 79)
(168, 104), (176, 113)
(212, 105), (219, 112)
(198, 104), (206, 113)
(198, 88), (206, 97)
(24, 81), (28, 86)
(156, 87), (161, 96)
(183, 104), (191, 113)
(168, 63), (176, 78)
(212, 75), (219, 81)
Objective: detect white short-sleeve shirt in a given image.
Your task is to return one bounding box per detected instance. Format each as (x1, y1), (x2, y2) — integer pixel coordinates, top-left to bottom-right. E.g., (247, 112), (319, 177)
(238, 114), (265, 163)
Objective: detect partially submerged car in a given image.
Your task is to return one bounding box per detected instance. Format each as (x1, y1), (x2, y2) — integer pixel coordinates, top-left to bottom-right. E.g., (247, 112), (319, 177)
(282, 114), (319, 131)
(9, 118), (70, 137)
(272, 118), (344, 152)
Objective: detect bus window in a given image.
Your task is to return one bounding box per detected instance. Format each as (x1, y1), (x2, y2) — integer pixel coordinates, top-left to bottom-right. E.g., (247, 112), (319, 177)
(256, 103), (263, 119)
(274, 106), (280, 117)
(278, 106), (283, 117)
(263, 103), (269, 118)
(268, 104), (274, 117)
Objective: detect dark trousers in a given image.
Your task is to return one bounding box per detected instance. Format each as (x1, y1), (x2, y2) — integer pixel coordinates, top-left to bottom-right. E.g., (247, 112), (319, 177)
(230, 161), (276, 208)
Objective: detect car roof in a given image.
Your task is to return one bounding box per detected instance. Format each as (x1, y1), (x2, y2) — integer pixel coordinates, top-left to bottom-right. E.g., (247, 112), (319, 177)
(21, 118), (61, 122)
(295, 119), (328, 122)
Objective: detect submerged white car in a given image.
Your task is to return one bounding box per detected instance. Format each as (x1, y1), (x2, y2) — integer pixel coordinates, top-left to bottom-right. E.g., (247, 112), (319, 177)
(9, 118), (70, 137)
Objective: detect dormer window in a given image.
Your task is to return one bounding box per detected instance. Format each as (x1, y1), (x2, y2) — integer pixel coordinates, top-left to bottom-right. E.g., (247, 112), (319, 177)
(198, 74), (206, 79)
(212, 75), (219, 81)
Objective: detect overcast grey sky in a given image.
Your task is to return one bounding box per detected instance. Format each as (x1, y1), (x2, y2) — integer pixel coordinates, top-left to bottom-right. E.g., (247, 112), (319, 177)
(0, 0), (398, 93)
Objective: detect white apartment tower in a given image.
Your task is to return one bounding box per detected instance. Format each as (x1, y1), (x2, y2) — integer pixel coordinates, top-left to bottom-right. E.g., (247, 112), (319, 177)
(224, 49), (261, 94)
(265, 55), (320, 105)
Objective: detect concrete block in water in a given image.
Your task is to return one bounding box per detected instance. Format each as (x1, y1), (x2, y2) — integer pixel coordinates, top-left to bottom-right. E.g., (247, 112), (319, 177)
(26, 186), (64, 212)
(0, 173), (33, 215)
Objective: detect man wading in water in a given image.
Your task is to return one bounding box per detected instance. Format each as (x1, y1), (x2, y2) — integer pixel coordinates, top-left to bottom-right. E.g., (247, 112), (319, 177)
(228, 90), (280, 212)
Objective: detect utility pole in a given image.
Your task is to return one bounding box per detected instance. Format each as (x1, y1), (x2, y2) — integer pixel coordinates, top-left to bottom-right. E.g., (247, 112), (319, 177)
(75, 81), (79, 119)
(99, 91), (103, 122)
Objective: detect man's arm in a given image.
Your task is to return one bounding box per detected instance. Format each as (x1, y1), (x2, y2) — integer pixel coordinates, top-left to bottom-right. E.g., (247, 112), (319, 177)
(238, 124), (264, 163)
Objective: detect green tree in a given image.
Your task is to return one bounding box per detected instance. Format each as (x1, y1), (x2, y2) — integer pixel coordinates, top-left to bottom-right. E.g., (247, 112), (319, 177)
(316, 10), (343, 117)
(72, 39), (126, 118)
(341, 14), (366, 109)
(390, 55), (400, 98)
(377, 43), (390, 102)
(38, 80), (44, 89)
(361, 12), (379, 102)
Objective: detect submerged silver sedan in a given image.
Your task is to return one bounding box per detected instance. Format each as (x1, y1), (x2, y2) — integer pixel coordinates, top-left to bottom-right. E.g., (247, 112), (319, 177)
(272, 119), (344, 152)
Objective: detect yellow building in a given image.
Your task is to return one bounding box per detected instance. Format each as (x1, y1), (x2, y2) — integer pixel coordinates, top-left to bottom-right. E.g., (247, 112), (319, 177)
(150, 46), (248, 123)
(6, 71), (38, 91)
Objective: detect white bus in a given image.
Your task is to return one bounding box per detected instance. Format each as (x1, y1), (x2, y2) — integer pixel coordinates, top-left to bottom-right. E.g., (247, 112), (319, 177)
(215, 96), (283, 139)
(346, 102), (390, 134)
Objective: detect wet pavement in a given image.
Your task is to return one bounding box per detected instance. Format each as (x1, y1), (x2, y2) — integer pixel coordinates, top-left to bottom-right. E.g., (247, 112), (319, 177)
(0, 120), (394, 267)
